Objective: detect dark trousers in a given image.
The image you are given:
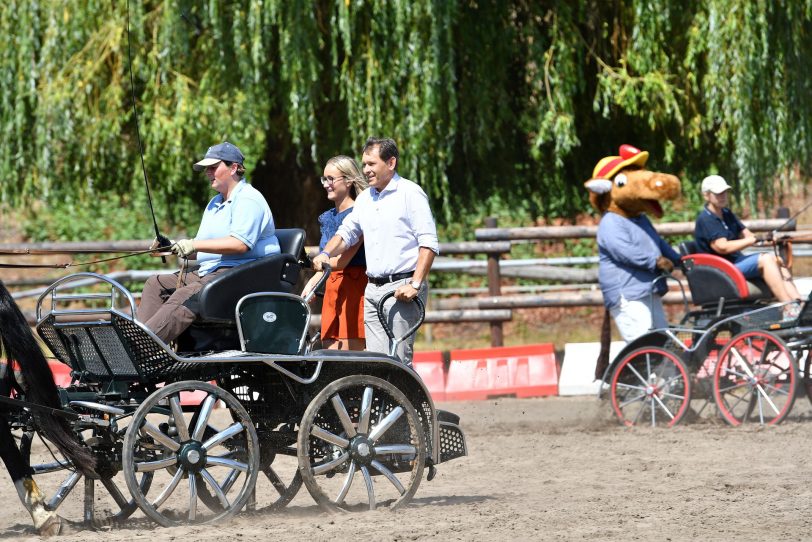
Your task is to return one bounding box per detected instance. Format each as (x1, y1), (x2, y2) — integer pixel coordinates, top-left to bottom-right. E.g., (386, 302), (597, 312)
(137, 268), (228, 343)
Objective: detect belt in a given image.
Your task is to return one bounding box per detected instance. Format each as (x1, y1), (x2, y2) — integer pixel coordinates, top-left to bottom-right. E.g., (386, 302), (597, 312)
(367, 271), (413, 286)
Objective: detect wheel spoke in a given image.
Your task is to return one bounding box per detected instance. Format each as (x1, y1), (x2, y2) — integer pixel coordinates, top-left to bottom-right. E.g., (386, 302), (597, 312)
(660, 391), (686, 401)
(370, 460), (406, 495)
(625, 363), (650, 387)
(202, 422), (244, 450)
(368, 407), (404, 443)
(191, 395), (218, 441)
(619, 392), (646, 408)
(220, 467), (241, 495)
(334, 460), (356, 505)
(311, 425), (350, 448)
(188, 473), (198, 522)
(170, 396), (190, 442)
(207, 456), (248, 472)
(199, 468), (230, 509)
(263, 465), (286, 495)
(652, 394), (675, 420)
(615, 382), (647, 392)
(99, 477), (130, 509)
(330, 394), (357, 438)
(141, 421), (181, 452)
(135, 455), (178, 472)
(375, 444), (417, 455)
(360, 465), (376, 510)
(754, 382), (781, 414)
(358, 387), (373, 434)
(152, 467), (184, 509)
(313, 452), (349, 475)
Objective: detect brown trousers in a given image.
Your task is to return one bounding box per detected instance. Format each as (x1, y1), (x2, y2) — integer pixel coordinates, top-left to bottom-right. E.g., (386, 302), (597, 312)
(137, 268), (229, 343)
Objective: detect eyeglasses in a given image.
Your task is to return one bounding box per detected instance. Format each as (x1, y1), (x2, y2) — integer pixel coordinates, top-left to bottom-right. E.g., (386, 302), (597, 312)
(320, 175), (346, 186)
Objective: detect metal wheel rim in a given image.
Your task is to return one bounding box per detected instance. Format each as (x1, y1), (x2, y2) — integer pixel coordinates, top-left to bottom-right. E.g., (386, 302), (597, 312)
(610, 347), (692, 428)
(297, 375), (425, 512)
(122, 381), (260, 526)
(714, 331), (798, 426)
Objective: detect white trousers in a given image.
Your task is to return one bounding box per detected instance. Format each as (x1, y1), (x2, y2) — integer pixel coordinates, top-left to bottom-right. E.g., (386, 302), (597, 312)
(609, 295), (667, 342)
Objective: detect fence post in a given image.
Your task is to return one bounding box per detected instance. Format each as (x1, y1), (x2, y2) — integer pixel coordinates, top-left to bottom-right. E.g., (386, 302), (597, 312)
(485, 216), (504, 346)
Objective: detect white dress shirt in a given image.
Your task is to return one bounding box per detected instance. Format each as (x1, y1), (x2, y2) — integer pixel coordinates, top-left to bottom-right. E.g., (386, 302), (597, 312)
(336, 174), (439, 277)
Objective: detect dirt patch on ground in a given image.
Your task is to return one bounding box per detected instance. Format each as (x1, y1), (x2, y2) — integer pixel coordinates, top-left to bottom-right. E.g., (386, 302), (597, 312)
(3, 396), (812, 541)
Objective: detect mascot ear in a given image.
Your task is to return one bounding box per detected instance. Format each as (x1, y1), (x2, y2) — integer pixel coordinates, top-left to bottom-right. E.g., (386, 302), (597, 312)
(585, 179), (613, 194)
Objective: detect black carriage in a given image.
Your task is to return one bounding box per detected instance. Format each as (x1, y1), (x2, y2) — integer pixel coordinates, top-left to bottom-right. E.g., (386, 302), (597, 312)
(602, 242), (808, 427)
(10, 229), (466, 526)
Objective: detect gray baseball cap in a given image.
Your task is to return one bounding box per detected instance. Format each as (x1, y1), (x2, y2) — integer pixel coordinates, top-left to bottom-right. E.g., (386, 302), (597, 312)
(193, 141), (245, 171)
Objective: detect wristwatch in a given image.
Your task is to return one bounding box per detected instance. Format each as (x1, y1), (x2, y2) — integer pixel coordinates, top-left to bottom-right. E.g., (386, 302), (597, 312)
(409, 280), (422, 289)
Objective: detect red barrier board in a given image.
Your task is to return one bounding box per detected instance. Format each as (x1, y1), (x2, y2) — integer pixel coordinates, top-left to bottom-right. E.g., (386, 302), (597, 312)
(48, 359), (73, 388)
(445, 343), (558, 400)
(412, 350), (446, 402)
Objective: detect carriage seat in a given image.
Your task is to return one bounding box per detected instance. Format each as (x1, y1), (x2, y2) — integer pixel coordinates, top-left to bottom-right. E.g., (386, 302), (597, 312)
(177, 228), (306, 352)
(679, 240), (770, 307)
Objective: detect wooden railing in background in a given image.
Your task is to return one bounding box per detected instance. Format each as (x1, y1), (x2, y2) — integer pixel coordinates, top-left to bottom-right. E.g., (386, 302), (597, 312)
(1, 214), (806, 344)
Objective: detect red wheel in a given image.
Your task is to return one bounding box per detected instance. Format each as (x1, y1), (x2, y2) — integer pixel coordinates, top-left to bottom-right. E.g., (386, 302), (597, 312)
(713, 330), (797, 426)
(609, 347), (692, 427)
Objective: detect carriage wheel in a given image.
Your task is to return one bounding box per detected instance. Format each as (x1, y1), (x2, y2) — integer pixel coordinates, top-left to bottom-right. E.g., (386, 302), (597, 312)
(609, 347), (692, 427)
(258, 435), (303, 510)
(20, 428), (152, 525)
(713, 330), (798, 426)
(122, 381), (260, 526)
(216, 373), (302, 510)
(297, 375), (425, 512)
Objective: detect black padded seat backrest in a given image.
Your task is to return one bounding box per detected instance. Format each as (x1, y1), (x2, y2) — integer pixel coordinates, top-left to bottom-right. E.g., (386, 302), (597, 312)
(679, 240), (698, 256)
(276, 228), (306, 259)
(196, 253), (300, 321)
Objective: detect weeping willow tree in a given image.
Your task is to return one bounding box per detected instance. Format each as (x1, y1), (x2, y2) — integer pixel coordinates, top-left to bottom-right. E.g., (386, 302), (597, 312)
(1, 0), (811, 240)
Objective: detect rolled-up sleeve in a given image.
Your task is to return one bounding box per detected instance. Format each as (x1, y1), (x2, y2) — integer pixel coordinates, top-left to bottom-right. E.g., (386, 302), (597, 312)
(408, 187), (439, 254)
(336, 201), (363, 247)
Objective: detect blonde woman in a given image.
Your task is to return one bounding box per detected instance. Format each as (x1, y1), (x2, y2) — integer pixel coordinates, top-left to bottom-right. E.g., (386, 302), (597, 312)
(303, 155), (368, 350)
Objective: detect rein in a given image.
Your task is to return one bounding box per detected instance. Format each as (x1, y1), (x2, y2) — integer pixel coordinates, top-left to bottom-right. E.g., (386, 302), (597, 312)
(0, 246), (173, 269)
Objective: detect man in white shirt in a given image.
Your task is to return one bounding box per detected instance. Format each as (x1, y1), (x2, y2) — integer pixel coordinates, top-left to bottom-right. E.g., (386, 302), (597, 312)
(313, 137), (439, 365)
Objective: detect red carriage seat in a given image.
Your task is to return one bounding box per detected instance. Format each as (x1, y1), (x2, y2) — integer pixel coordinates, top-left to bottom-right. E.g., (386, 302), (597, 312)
(679, 241), (770, 307)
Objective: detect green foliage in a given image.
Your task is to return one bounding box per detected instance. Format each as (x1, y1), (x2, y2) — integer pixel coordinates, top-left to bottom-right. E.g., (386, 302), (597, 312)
(1, 0), (811, 244)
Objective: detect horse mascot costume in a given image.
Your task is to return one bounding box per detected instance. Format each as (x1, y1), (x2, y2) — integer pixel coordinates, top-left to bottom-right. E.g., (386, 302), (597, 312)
(585, 144), (682, 381)
(0, 280), (96, 535)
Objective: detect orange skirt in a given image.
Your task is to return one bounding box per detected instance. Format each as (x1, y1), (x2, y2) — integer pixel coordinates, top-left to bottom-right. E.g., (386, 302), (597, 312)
(321, 266), (367, 340)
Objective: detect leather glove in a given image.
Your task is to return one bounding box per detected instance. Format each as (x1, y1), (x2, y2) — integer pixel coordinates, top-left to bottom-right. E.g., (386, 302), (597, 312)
(171, 239), (196, 258)
(655, 255), (674, 274)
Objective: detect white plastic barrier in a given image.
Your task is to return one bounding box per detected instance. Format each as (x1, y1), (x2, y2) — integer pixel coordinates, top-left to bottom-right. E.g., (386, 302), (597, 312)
(558, 341), (625, 396)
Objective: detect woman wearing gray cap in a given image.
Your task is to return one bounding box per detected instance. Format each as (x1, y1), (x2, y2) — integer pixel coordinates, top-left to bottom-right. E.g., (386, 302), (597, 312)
(694, 174), (800, 318)
(139, 141), (280, 343)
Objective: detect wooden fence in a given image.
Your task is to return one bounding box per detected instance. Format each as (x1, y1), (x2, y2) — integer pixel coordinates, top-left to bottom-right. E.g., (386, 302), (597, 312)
(1, 214), (807, 344)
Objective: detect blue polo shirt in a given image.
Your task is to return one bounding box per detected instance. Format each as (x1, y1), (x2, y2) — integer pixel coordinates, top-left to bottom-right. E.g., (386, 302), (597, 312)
(694, 205), (746, 262)
(597, 212), (681, 309)
(195, 180), (280, 275)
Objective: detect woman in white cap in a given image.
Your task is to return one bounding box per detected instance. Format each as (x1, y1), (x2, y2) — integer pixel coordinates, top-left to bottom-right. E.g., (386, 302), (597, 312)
(694, 174), (800, 316)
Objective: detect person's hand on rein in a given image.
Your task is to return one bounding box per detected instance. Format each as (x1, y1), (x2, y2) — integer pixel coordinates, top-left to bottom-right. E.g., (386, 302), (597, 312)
(149, 236), (174, 256)
(170, 239), (196, 259)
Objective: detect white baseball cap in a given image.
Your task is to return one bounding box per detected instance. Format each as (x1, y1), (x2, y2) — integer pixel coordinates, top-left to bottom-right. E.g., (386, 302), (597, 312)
(701, 174), (732, 194)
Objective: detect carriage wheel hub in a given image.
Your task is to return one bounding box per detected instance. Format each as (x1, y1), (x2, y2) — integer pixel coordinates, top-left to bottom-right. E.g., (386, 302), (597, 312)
(645, 386), (656, 396)
(178, 442), (207, 473)
(349, 436), (375, 465)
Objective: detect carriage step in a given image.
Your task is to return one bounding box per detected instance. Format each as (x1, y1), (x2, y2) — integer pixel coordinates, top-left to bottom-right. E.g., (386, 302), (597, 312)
(437, 409), (460, 425)
(438, 421), (467, 463)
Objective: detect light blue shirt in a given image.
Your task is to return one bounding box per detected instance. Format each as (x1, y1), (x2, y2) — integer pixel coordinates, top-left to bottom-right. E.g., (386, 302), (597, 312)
(336, 173), (439, 277)
(195, 180), (280, 276)
(597, 212), (680, 309)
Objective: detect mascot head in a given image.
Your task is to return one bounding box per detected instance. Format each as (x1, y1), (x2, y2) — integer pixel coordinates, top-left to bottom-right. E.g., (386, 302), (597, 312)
(584, 144), (681, 218)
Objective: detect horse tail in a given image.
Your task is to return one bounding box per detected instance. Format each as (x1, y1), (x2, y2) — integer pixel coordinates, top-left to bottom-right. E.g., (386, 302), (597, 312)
(595, 309), (612, 381)
(0, 281), (96, 475)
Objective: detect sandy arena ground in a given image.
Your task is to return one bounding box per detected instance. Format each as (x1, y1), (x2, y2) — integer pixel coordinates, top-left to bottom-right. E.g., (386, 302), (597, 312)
(3, 395), (812, 541)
